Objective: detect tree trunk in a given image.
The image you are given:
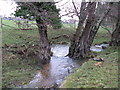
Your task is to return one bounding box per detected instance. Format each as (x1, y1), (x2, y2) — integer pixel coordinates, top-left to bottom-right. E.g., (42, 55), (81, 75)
(110, 19), (120, 46)
(69, 2), (96, 59)
(68, 2), (111, 60)
(110, 2), (120, 46)
(89, 8), (111, 47)
(68, 2), (87, 57)
(36, 19), (51, 64)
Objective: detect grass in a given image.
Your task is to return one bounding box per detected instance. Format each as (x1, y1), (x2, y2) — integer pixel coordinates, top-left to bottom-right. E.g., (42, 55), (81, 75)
(2, 27), (39, 45)
(2, 20), (75, 45)
(2, 20), (111, 45)
(61, 47), (118, 88)
(93, 27), (111, 45)
(2, 20), (39, 45)
(2, 20), (117, 88)
(2, 51), (40, 88)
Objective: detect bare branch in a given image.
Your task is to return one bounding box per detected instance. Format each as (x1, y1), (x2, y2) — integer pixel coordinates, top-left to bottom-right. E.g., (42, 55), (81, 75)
(57, 0), (70, 7)
(60, 11), (74, 17)
(108, 14), (118, 20)
(55, 0), (64, 3)
(72, 0), (80, 17)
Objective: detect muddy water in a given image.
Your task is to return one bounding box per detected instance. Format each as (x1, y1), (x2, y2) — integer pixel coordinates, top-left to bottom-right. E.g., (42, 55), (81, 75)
(22, 44), (109, 88)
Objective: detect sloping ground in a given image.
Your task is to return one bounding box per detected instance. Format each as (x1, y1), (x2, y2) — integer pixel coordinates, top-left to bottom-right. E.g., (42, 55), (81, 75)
(61, 47), (118, 88)
(2, 50), (40, 88)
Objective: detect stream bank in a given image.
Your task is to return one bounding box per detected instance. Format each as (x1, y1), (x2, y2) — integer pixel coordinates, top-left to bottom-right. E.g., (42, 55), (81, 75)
(60, 46), (118, 88)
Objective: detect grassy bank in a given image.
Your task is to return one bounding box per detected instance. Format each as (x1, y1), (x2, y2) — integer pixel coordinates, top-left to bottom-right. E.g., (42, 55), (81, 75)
(2, 51), (39, 88)
(61, 47), (118, 88)
(2, 20), (114, 88)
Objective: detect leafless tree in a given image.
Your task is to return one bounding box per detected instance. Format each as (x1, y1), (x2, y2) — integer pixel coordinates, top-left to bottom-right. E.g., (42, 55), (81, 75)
(68, 2), (111, 59)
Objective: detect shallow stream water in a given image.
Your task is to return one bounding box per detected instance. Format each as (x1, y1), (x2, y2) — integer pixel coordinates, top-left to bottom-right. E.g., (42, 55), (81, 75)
(22, 44), (109, 88)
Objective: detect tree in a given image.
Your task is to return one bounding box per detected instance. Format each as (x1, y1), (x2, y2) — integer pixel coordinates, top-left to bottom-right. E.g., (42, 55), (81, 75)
(110, 19), (120, 46)
(68, 1), (88, 57)
(14, 2), (61, 64)
(99, 2), (120, 46)
(68, 2), (96, 59)
(68, 2), (110, 60)
(109, 2), (120, 46)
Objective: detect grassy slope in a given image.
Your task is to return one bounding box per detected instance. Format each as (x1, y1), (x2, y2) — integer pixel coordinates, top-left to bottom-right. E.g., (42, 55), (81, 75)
(2, 52), (39, 88)
(61, 48), (118, 88)
(2, 20), (117, 88)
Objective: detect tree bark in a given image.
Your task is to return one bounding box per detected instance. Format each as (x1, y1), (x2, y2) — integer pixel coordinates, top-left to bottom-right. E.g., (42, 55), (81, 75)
(68, 2), (111, 60)
(68, 2), (87, 57)
(36, 19), (51, 64)
(68, 2), (96, 59)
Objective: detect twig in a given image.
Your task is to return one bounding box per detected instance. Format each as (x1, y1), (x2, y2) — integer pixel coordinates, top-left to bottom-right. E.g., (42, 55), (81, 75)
(72, 0), (80, 17)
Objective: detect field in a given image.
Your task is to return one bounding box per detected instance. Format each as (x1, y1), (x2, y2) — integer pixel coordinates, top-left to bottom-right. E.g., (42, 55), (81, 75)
(2, 20), (111, 45)
(2, 20), (118, 88)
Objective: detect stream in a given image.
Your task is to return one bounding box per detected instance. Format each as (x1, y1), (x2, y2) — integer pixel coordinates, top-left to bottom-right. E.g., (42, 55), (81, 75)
(22, 44), (109, 88)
